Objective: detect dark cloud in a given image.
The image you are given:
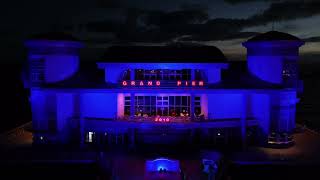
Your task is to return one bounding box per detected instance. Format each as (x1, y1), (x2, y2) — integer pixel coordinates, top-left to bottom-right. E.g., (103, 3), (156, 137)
(95, 0), (125, 8)
(224, 0), (275, 4)
(81, 0), (320, 44)
(247, 1), (320, 26)
(144, 9), (209, 26)
(223, 0), (316, 5)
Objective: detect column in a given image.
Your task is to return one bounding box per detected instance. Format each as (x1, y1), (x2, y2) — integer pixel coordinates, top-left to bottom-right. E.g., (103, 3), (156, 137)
(96, 133), (101, 148)
(189, 129), (195, 144)
(190, 94), (195, 121)
(121, 133), (125, 145)
(79, 118), (85, 147)
(241, 93), (248, 150)
(224, 129), (229, 145)
(191, 69), (195, 80)
(130, 69), (135, 81)
(115, 132), (118, 145)
(79, 94), (85, 148)
(129, 128), (135, 149)
(108, 133), (112, 146)
(130, 93), (135, 120)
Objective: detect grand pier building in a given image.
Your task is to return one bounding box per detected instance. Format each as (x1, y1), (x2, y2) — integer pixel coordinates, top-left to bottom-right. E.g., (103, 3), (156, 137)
(24, 31), (304, 148)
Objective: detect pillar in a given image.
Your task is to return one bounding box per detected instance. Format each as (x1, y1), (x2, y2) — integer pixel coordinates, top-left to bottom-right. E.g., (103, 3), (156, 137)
(224, 129), (229, 145)
(130, 69), (135, 81)
(115, 131), (118, 145)
(108, 134), (112, 146)
(129, 128), (135, 149)
(203, 128), (210, 144)
(189, 129), (195, 144)
(79, 94), (85, 147)
(130, 93), (135, 120)
(79, 118), (85, 147)
(191, 69), (195, 80)
(190, 94), (195, 121)
(121, 133), (125, 144)
(96, 132), (101, 148)
(241, 93), (248, 149)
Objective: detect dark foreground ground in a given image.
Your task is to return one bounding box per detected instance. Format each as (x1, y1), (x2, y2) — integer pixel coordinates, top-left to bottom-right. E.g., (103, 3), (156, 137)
(1, 126), (320, 180)
(0, 155), (320, 180)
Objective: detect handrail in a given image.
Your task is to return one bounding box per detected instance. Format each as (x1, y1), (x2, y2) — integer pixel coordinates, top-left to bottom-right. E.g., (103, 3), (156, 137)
(0, 121), (32, 138)
(81, 116), (257, 123)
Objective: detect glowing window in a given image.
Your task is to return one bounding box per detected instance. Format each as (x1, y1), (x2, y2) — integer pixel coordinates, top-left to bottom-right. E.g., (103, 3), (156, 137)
(86, 132), (95, 143)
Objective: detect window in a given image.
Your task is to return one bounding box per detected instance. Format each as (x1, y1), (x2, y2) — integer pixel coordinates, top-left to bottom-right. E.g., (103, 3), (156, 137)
(86, 132), (95, 143)
(30, 58), (45, 83)
(182, 69), (191, 80)
(135, 96), (157, 116)
(124, 96), (131, 115)
(124, 95), (191, 117)
(168, 96), (190, 117)
(122, 69), (131, 80)
(194, 96), (201, 116)
(282, 60), (297, 87)
(130, 69), (192, 81)
(135, 69), (144, 80)
(195, 70), (203, 81)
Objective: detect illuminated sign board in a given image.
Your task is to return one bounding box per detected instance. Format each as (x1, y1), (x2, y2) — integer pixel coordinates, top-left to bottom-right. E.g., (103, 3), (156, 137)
(121, 80), (204, 87)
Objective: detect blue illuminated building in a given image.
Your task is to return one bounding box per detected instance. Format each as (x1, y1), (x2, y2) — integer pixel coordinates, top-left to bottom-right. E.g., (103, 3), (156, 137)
(24, 31), (304, 148)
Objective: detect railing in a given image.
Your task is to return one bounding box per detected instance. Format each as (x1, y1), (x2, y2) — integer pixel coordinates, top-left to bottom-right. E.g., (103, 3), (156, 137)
(84, 115), (257, 123)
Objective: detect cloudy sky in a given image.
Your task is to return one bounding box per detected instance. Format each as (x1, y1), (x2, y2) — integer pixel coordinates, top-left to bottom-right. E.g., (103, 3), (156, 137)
(1, 0), (320, 63)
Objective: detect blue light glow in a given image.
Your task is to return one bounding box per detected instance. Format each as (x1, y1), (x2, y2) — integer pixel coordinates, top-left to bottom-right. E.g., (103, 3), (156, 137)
(146, 158), (180, 172)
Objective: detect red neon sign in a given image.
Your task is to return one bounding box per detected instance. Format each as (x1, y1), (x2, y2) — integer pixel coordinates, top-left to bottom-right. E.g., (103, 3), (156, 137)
(122, 80), (203, 87)
(155, 117), (170, 122)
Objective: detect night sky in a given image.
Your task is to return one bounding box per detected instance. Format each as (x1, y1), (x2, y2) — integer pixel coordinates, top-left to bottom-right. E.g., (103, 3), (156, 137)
(1, 0), (320, 63)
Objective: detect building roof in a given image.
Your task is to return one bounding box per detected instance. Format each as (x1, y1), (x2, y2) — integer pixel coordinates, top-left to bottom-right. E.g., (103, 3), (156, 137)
(29, 32), (79, 41)
(101, 45), (227, 63)
(210, 61), (284, 89)
(43, 61), (283, 90)
(247, 31), (301, 42)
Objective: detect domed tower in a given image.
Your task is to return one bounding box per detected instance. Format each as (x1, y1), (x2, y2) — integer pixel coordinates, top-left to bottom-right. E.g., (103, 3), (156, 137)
(242, 31), (304, 88)
(243, 32), (305, 144)
(24, 32), (83, 145)
(24, 32), (84, 86)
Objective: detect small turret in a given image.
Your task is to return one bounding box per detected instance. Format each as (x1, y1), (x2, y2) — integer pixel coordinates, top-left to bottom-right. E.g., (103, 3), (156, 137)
(243, 31), (304, 88)
(24, 32), (84, 86)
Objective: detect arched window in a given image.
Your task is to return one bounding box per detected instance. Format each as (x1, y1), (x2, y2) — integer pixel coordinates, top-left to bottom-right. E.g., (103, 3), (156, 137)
(282, 59), (297, 87)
